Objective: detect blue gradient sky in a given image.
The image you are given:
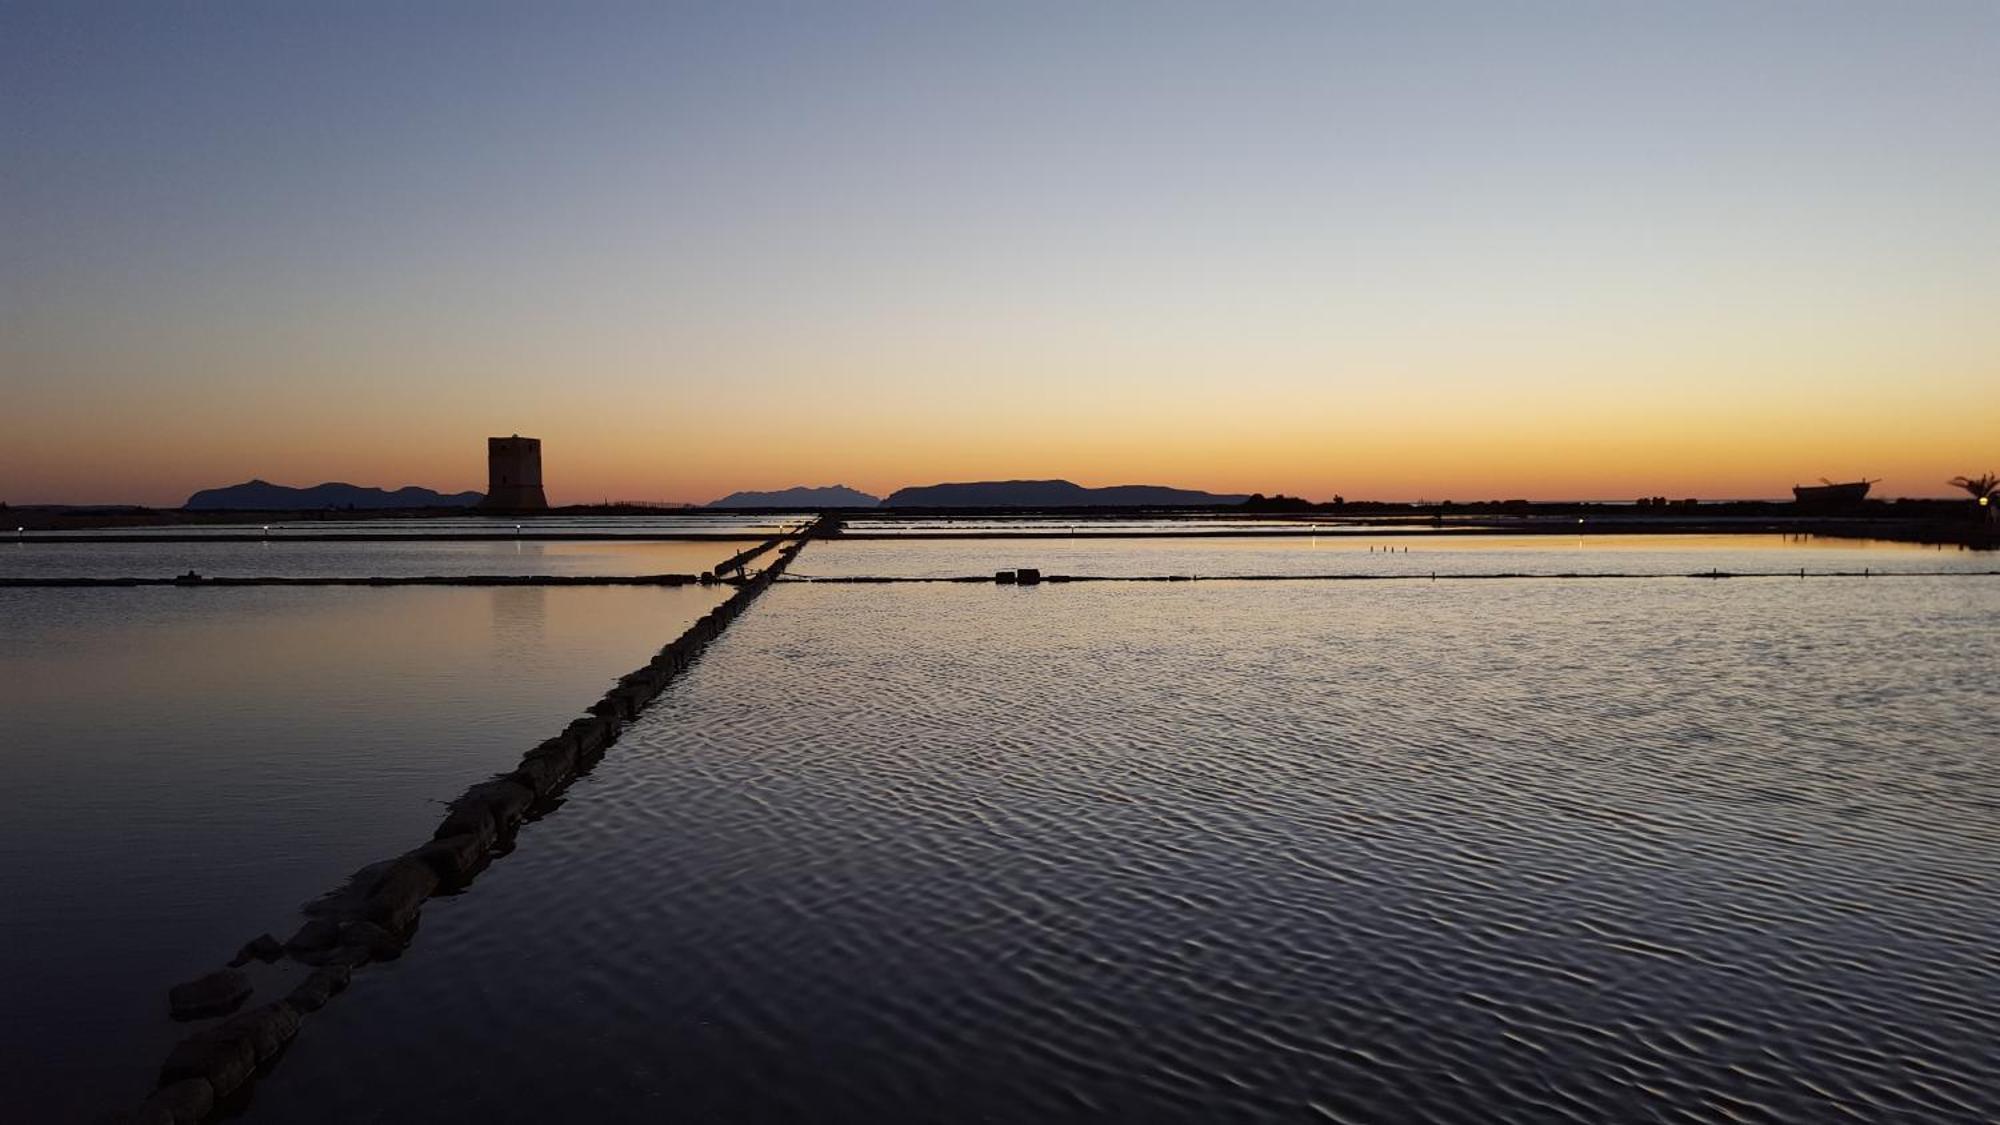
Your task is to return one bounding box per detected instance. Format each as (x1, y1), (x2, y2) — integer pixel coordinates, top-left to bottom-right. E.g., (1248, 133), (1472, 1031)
(4, 1), (1996, 504)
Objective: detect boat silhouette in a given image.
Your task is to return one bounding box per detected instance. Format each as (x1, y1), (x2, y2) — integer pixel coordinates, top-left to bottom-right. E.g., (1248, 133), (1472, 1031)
(1792, 478), (1877, 503)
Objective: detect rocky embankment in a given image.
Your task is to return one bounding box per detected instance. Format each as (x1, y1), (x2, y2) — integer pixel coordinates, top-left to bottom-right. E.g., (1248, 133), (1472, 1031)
(104, 522), (825, 1123)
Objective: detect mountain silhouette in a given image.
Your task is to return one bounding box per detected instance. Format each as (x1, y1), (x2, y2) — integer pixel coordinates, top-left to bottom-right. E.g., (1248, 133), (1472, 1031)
(185, 480), (485, 510)
(883, 479), (1247, 508)
(708, 484), (881, 509)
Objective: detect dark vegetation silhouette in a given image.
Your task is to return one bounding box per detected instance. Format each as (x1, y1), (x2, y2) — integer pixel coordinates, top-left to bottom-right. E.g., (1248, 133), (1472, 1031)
(1241, 493), (1323, 512)
(1949, 473), (1998, 525)
(1948, 473), (1997, 502)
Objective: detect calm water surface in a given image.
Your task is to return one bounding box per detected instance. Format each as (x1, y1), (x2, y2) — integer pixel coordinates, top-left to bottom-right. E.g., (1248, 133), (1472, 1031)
(799, 533), (1995, 579)
(242, 567), (1999, 1123)
(0, 583), (727, 1120)
(837, 517), (1430, 534)
(20, 514), (803, 538)
(1, 538), (762, 579)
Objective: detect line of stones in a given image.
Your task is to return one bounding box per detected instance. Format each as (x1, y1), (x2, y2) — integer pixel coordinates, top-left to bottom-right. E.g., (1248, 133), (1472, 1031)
(706, 533), (787, 578)
(110, 527), (817, 1124)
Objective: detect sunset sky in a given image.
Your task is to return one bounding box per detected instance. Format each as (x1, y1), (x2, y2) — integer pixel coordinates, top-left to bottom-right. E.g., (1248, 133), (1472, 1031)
(4, 2), (1996, 506)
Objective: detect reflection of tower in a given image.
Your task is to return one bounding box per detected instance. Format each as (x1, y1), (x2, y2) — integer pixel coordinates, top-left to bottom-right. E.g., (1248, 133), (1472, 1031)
(489, 585), (548, 651)
(480, 435), (549, 510)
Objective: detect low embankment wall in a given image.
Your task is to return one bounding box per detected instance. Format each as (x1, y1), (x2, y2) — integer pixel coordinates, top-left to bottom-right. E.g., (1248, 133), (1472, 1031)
(106, 522), (823, 1123)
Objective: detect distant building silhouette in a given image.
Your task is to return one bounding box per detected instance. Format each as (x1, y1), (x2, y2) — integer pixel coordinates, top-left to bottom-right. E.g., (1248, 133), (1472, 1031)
(480, 435), (549, 510)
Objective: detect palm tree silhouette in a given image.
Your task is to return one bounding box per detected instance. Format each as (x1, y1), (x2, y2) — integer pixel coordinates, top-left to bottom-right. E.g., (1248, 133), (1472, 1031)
(1948, 473), (1997, 523)
(1948, 473), (1997, 500)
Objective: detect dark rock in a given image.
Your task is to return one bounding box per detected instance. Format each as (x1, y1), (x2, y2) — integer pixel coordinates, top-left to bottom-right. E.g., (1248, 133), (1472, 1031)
(523, 735), (578, 769)
(285, 977), (331, 1013)
(371, 854), (440, 896)
(613, 683), (650, 715)
(302, 943), (371, 970)
(564, 716), (613, 756)
(285, 917), (341, 954)
(1015, 567), (1042, 584)
(137, 1077), (214, 1125)
(167, 968), (252, 1020)
(574, 737), (611, 769)
(229, 933), (284, 967)
(995, 570), (1017, 583)
(339, 919), (404, 960)
(217, 1001), (300, 1062)
(509, 754), (568, 799)
(286, 965), (349, 1012)
(619, 669), (663, 694)
(159, 1028), (256, 1096)
(458, 779), (535, 832)
(410, 832), (488, 883)
(362, 859), (438, 931)
(522, 736), (579, 782)
(302, 854), (413, 922)
(433, 801), (498, 848)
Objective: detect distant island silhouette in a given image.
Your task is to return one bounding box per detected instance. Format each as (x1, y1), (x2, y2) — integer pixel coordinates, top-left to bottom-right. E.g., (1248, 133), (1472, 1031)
(700, 479), (1247, 509)
(185, 480), (485, 511)
(708, 485), (882, 509)
(883, 480), (1248, 508)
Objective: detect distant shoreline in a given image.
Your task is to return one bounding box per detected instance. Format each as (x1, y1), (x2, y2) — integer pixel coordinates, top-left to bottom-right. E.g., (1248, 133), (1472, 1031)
(3, 500), (1990, 548)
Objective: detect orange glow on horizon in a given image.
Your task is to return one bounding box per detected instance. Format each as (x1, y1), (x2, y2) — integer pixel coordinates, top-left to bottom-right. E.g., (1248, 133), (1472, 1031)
(6, 384), (1991, 508)
(6, 5), (1994, 511)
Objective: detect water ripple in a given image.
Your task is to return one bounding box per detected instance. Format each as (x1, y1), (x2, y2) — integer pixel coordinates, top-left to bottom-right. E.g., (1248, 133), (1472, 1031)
(249, 578), (2000, 1123)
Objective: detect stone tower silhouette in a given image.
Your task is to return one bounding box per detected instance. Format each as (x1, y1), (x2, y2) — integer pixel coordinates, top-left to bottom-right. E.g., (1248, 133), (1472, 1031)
(479, 435), (549, 510)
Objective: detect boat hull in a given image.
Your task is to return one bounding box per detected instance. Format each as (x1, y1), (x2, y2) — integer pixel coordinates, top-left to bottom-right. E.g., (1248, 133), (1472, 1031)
(1792, 481), (1872, 504)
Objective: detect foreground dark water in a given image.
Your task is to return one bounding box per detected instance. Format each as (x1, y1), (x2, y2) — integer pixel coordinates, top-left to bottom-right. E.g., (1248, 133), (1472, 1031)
(242, 574), (1999, 1123)
(0, 583), (728, 1120)
(0, 537), (754, 579)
